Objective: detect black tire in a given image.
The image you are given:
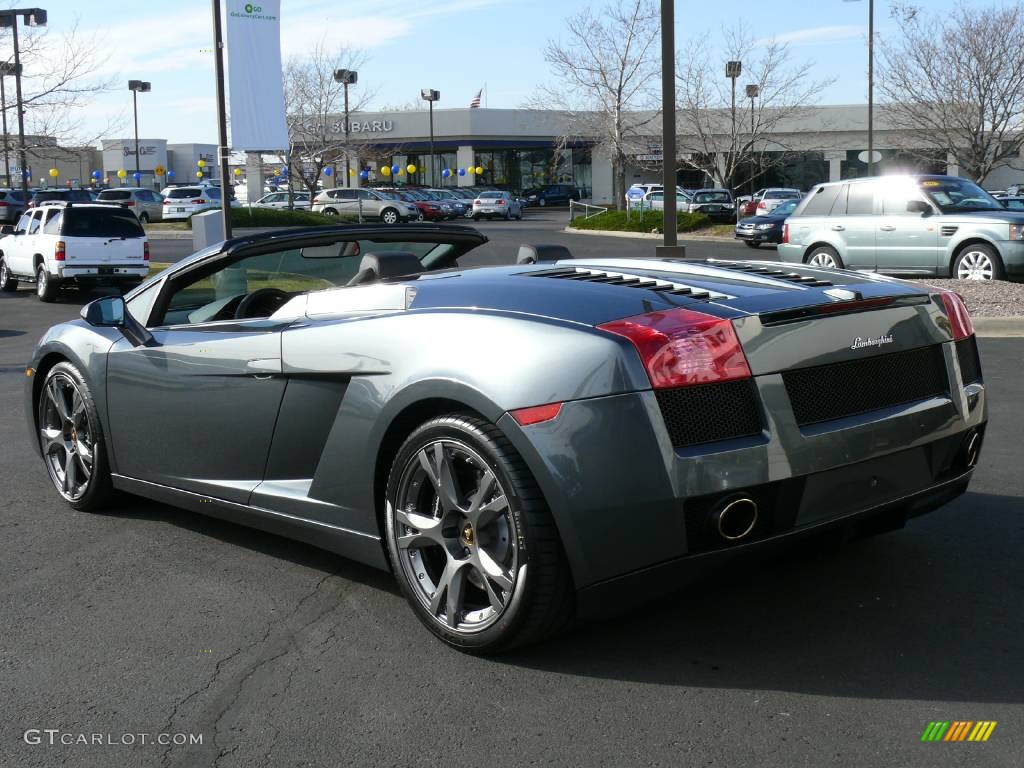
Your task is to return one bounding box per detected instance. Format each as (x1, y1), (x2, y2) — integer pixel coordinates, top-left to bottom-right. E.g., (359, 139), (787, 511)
(384, 413), (574, 654)
(472, 214), (480, 221)
(138, 212), (149, 224)
(952, 243), (1005, 281)
(744, 241), (760, 249)
(322, 208), (338, 217)
(538, 198), (546, 207)
(381, 208), (399, 225)
(805, 245), (844, 270)
(36, 263), (58, 302)
(0, 255), (17, 291)
(36, 361), (114, 512)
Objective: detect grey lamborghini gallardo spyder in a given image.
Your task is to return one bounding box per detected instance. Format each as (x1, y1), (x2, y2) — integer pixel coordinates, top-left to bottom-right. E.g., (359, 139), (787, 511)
(26, 224), (986, 652)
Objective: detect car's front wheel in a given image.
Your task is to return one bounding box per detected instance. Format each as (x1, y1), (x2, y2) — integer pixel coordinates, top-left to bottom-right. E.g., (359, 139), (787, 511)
(385, 414), (573, 654)
(36, 264), (58, 302)
(954, 244), (1004, 281)
(37, 361), (113, 511)
(0, 256), (17, 291)
(138, 212), (150, 224)
(806, 245), (843, 270)
(381, 208), (399, 224)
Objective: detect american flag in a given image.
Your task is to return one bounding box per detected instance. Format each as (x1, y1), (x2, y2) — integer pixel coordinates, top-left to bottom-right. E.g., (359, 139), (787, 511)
(469, 89), (482, 109)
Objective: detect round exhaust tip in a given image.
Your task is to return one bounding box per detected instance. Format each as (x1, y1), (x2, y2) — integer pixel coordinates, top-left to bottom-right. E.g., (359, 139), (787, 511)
(964, 431), (981, 468)
(715, 497), (759, 541)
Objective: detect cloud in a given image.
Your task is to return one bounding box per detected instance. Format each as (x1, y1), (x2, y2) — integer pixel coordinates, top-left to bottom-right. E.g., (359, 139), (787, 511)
(758, 25), (864, 47)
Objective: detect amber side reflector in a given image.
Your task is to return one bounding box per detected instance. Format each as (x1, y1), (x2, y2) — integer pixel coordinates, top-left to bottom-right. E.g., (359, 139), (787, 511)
(509, 402), (563, 426)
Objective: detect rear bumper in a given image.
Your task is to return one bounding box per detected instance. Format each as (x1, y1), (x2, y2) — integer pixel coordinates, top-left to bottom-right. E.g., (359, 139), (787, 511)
(498, 343), (987, 592)
(473, 206), (510, 216)
(59, 264), (148, 281)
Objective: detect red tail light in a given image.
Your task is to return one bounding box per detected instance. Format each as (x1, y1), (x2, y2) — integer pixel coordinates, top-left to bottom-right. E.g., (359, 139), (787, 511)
(757, 200), (766, 209)
(143, 242), (150, 261)
(598, 308), (751, 389)
(163, 199), (170, 205)
(510, 402), (563, 426)
(496, 199), (504, 205)
(0, 201), (8, 207)
(54, 241), (65, 261)
(781, 223), (789, 244)
(192, 198), (205, 204)
(938, 292), (974, 340)
(124, 200), (135, 207)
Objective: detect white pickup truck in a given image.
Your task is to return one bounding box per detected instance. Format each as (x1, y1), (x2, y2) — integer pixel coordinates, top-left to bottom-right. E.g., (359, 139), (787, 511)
(0, 203), (149, 302)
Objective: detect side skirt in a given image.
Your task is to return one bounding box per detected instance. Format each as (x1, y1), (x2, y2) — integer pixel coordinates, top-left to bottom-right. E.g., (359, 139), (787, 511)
(111, 474), (389, 570)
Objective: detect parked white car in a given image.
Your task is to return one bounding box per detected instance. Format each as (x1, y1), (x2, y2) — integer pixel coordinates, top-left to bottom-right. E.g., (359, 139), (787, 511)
(160, 186), (240, 221)
(471, 190), (523, 220)
(642, 189), (692, 211)
(251, 191), (311, 210)
(0, 203), (149, 301)
(753, 187), (802, 215)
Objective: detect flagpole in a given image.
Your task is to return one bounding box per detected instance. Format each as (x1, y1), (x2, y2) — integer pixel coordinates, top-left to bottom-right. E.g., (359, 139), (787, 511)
(484, 82), (487, 108)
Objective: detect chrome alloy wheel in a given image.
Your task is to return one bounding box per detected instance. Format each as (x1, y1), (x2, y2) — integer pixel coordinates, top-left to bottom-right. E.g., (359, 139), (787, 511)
(809, 250), (839, 268)
(956, 249), (994, 280)
(392, 439), (519, 633)
(39, 373), (95, 502)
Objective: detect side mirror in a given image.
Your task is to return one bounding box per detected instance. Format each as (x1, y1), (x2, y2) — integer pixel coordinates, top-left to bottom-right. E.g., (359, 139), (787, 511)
(0, 225), (13, 235)
(907, 199), (931, 216)
(81, 295), (155, 347)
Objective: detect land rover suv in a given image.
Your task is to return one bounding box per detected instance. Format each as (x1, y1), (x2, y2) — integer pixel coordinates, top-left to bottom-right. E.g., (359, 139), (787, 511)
(778, 175), (1024, 280)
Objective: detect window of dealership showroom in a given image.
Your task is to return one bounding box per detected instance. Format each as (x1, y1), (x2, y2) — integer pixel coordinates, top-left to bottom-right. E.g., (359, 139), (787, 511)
(394, 146), (592, 193)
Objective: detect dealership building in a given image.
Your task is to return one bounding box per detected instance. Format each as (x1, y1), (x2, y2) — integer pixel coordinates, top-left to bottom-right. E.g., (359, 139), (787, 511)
(279, 104), (1024, 203)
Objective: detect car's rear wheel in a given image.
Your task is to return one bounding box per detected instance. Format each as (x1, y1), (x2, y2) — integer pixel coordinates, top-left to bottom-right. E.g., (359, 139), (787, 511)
(36, 264), (58, 302)
(744, 241), (760, 249)
(37, 362), (113, 511)
(954, 244), (1004, 281)
(385, 414), (574, 654)
(138, 212), (149, 224)
(806, 245), (843, 269)
(322, 208), (338, 217)
(381, 208), (399, 224)
(0, 256), (17, 291)
(538, 198), (546, 207)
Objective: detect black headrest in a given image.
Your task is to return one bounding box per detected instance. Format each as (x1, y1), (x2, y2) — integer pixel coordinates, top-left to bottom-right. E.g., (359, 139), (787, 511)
(516, 244), (574, 264)
(347, 251), (425, 286)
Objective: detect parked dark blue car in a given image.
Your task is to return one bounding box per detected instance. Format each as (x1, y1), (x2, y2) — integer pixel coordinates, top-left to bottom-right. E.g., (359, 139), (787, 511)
(734, 198), (799, 248)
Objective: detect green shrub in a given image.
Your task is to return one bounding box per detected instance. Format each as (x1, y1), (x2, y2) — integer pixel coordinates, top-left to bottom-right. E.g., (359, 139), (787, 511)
(187, 206), (336, 229)
(571, 210), (712, 233)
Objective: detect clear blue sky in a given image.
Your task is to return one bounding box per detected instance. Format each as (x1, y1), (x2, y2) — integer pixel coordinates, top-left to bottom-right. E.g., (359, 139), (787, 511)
(44, 0), (970, 144)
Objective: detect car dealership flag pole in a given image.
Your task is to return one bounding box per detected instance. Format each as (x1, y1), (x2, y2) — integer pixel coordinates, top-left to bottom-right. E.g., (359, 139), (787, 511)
(212, 0), (232, 239)
(657, 0), (683, 258)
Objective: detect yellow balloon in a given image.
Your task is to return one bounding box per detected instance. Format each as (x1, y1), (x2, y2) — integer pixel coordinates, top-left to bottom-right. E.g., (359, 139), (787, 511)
(154, 165), (165, 176)
(406, 164), (416, 174)
(273, 169), (281, 176)
(349, 168), (355, 176)
(475, 166), (484, 175)
(233, 168), (242, 176)
(48, 168), (58, 178)
(196, 171), (204, 178)
(117, 169), (127, 179)
(197, 159), (207, 168)
(381, 165), (391, 176)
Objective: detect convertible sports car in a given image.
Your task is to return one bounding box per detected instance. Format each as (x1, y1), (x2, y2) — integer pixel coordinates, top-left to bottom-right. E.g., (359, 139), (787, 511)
(25, 224), (987, 653)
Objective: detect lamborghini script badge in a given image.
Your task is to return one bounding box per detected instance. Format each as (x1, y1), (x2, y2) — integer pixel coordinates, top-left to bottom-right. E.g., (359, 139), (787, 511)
(851, 334), (894, 350)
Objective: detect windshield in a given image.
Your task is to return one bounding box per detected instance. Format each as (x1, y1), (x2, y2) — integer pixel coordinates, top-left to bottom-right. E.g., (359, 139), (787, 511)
(919, 178), (1003, 213)
(167, 188), (203, 199)
(694, 191), (731, 203)
(773, 200), (799, 216)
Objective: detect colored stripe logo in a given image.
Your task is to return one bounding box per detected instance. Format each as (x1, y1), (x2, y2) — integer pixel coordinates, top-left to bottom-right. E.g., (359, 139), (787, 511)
(921, 721), (997, 742)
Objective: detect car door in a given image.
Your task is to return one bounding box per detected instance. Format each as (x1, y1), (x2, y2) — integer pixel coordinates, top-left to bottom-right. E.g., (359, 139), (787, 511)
(830, 182), (878, 271)
(104, 252), (290, 504)
(5, 210), (35, 275)
(874, 184), (940, 273)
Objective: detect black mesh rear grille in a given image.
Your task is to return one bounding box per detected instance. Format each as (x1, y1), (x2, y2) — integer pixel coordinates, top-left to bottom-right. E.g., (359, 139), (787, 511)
(656, 379), (763, 447)
(783, 345), (949, 426)
(956, 337), (981, 384)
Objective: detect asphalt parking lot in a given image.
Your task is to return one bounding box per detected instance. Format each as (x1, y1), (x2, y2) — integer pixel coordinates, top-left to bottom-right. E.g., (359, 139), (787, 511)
(1, 217), (1021, 768)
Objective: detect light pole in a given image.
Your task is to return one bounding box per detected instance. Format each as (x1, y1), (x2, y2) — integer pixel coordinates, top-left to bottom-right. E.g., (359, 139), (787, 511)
(845, 0), (875, 175)
(658, 0), (680, 255)
(210, 0), (231, 239)
(0, 8), (47, 197)
(420, 88), (440, 187)
(745, 83), (759, 196)
(0, 62), (19, 187)
(128, 80), (151, 187)
(333, 69), (357, 187)
(726, 61), (742, 191)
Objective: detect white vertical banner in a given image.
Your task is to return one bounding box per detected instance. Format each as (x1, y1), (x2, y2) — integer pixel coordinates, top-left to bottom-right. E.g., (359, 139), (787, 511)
(224, 0), (289, 150)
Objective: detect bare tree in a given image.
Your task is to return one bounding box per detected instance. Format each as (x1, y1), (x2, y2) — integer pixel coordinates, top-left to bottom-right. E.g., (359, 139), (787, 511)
(0, 20), (119, 152)
(531, 0), (660, 209)
(877, 2), (1024, 182)
(674, 24), (834, 190)
(285, 42), (373, 195)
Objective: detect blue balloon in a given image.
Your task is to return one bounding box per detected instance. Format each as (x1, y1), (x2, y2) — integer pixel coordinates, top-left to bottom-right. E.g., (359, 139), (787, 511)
(280, 167), (288, 176)
(323, 167), (333, 176)
(457, 168), (466, 176)
(91, 170), (102, 180)
(167, 170), (175, 178)
(132, 171), (142, 181)
(359, 169), (369, 179)
(391, 164), (400, 175)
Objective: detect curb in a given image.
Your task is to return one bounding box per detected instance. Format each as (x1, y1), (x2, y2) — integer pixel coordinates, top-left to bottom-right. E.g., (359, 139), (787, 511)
(973, 317), (1024, 338)
(564, 227), (735, 243)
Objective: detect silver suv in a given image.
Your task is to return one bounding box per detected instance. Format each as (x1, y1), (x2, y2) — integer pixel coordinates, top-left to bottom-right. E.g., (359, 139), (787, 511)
(778, 175), (1024, 280)
(311, 187), (419, 223)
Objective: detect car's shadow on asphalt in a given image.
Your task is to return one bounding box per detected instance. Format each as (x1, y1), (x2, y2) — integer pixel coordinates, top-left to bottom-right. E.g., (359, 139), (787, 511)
(501, 490), (1022, 704)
